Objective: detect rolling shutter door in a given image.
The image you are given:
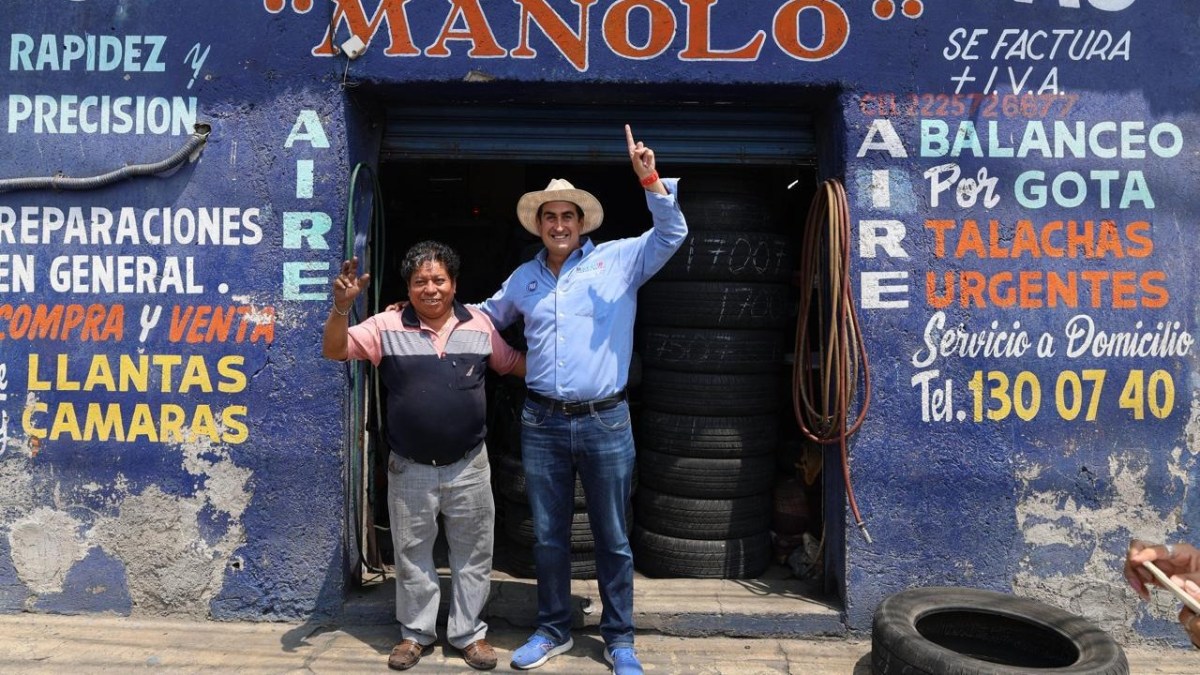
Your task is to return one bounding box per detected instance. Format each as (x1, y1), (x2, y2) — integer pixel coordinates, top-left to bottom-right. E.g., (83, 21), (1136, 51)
(380, 102), (816, 165)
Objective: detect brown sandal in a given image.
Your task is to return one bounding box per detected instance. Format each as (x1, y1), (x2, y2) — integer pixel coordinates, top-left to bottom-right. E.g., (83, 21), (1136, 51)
(388, 639), (433, 671)
(461, 638), (498, 670)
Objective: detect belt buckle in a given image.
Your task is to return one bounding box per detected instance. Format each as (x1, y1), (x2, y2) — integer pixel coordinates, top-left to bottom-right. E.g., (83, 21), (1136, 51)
(562, 401), (589, 415)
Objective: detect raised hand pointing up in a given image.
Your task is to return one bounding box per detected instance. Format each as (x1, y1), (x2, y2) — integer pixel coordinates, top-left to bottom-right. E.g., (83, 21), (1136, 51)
(626, 124), (665, 194)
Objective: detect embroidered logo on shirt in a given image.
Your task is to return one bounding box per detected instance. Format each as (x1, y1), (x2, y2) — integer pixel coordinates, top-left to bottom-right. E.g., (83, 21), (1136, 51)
(574, 259), (606, 276)
(526, 280), (538, 292)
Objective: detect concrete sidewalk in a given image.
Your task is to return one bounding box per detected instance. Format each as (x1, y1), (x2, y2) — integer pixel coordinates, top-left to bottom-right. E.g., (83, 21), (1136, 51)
(0, 613), (867, 674)
(1, 613), (1199, 674)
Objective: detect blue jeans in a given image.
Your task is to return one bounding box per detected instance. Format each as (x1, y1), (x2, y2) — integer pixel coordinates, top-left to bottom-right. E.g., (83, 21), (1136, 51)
(520, 398), (636, 649)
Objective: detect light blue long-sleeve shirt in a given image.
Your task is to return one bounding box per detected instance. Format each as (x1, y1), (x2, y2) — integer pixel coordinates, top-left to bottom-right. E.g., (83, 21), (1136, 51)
(480, 178), (687, 401)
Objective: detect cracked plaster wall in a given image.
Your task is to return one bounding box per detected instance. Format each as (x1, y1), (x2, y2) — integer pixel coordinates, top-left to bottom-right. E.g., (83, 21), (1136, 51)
(1012, 395), (1200, 644)
(2, 435), (251, 618)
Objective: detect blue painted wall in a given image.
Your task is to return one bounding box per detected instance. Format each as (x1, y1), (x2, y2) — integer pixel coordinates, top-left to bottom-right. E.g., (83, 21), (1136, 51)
(0, 0), (1195, 645)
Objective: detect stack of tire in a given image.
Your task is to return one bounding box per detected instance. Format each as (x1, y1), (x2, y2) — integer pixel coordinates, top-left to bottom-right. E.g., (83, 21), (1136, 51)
(632, 174), (793, 578)
(489, 378), (599, 579)
(494, 450), (600, 579)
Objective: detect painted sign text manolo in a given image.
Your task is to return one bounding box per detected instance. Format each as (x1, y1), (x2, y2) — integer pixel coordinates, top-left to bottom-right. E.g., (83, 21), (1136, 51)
(271, 0), (1137, 73)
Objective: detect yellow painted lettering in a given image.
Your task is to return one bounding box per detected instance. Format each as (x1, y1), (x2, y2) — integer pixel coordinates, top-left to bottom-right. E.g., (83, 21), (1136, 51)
(55, 354), (80, 391)
(22, 401), (48, 438)
(50, 402), (82, 440)
(27, 354), (50, 391)
(160, 404), (187, 443)
(127, 403), (159, 442)
(222, 405), (249, 444)
(84, 355), (116, 391)
(83, 403), (124, 441)
(217, 356), (247, 393)
(152, 354), (183, 392)
(119, 354), (149, 392)
(190, 404), (219, 442)
(179, 355), (213, 393)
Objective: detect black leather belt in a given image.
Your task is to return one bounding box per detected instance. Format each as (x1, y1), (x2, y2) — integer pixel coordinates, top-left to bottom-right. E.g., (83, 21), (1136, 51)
(393, 441), (480, 467)
(397, 451), (465, 467)
(526, 390), (626, 416)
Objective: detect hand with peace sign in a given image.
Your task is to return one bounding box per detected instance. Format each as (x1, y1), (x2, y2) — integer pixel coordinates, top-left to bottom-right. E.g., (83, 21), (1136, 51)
(322, 256), (371, 360)
(331, 256), (371, 316)
(625, 124), (666, 194)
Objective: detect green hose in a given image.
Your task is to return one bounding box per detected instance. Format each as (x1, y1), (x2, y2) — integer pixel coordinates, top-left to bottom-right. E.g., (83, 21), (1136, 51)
(344, 162), (386, 576)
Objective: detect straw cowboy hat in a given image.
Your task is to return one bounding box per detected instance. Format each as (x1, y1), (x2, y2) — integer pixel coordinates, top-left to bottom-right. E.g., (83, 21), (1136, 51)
(516, 178), (604, 235)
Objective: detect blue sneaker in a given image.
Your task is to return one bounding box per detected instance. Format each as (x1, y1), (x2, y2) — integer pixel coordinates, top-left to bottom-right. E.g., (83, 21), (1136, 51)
(511, 634), (573, 669)
(604, 647), (644, 675)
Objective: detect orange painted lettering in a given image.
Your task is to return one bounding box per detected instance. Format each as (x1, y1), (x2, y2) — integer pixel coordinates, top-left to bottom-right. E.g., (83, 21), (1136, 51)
(773, 0), (849, 61)
(1010, 220), (1040, 258)
(925, 220), (955, 258)
(959, 271), (986, 307)
(988, 272), (1015, 308)
(314, 0), (418, 57)
(29, 305), (64, 339)
(1018, 271), (1044, 308)
(1141, 271), (1168, 308)
(925, 271), (953, 309)
(1095, 220), (1124, 258)
(1040, 220), (1064, 257)
(1065, 220), (1094, 258)
(954, 220), (985, 259)
(1080, 270), (1107, 308)
(986, 219), (1010, 258)
(425, 0), (506, 58)
(603, 0), (675, 60)
(679, 0), (764, 60)
(1125, 221), (1153, 257)
(82, 304), (106, 341)
(512, 0), (597, 72)
(169, 305), (193, 342)
(186, 306), (213, 344)
(1111, 271), (1136, 308)
(1045, 272), (1077, 308)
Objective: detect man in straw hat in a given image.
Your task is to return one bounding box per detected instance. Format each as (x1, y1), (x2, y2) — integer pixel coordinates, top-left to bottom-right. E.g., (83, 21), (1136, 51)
(480, 125), (687, 675)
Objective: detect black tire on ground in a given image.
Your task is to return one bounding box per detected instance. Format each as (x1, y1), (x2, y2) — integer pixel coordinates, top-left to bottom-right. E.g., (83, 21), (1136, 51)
(501, 543), (596, 580)
(638, 327), (785, 374)
(635, 488), (771, 540)
(635, 410), (779, 459)
(502, 502), (634, 551)
(871, 587), (1129, 675)
(492, 453), (587, 507)
(637, 448), (775, 499)
(655, 231), (794, 282)
(638, 282), (791, 330)
(639, 369), (781, 416)
(503, 501), (596, 551)
(632, 525), (771, 578)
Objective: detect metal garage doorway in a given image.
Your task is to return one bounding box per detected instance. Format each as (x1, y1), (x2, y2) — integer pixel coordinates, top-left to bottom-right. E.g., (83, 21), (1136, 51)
(348, 92), (841, 623)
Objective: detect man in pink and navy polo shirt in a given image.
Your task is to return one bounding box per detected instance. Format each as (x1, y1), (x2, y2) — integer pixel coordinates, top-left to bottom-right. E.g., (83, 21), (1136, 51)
(323, 241), (524, 672)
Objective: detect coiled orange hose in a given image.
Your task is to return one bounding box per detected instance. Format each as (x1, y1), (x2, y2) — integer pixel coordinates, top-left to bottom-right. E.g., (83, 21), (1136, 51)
(793, 178), (873, 543)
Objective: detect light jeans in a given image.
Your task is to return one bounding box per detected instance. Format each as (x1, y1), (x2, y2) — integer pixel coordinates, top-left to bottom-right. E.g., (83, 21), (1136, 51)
(520, 399), (636, 650)
(387, 441), (494, 648)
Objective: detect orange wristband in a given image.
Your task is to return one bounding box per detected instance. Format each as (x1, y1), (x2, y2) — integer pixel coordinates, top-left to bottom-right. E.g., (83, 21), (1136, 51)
(639, 170), (659, 188)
